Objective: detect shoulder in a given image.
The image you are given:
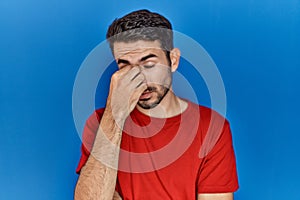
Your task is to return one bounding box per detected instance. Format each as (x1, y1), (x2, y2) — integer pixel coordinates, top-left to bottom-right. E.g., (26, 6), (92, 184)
(83, 108), (106, 131)
(86, 107), (106, 123)
(190, 104), (232, 158)
(188, 101), (229, 126)
(187, 102), (231, 146)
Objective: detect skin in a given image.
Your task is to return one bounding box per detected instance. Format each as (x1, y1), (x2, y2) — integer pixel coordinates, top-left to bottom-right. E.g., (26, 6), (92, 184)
(113, 40), (186, 118)
(74, 40), (233, 200)
(198, 193), (233, 200)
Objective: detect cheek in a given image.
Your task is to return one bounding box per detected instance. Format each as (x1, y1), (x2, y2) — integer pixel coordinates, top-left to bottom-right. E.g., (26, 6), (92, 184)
(142, 67), (172, 85)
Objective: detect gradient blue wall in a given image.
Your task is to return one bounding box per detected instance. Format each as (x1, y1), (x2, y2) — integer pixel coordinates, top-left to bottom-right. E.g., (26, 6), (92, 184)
(1, 0), (299, 199)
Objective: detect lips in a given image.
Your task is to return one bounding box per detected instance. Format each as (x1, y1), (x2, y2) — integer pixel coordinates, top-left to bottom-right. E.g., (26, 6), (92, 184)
(139, 90), (152, 100)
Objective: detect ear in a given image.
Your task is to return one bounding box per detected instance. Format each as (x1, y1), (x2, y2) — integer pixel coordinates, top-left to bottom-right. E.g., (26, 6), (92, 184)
(170, 48), (181, 72)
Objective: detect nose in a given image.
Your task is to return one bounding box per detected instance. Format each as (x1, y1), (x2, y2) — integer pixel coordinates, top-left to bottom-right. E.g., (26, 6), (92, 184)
(134, 65), (148, 84)
(131, 64), (144, 74)
(129, 64), (148, 83)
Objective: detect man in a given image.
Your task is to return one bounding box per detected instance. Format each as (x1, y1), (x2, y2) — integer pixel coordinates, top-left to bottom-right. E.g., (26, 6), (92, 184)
(75, 9), (239, 200)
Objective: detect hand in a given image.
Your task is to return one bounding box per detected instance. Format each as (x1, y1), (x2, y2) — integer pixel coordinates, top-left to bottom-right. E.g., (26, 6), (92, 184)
(106, 66), (147, 125)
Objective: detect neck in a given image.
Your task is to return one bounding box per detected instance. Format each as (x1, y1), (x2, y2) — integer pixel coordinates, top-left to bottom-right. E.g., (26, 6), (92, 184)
(136, 90), (188, 118)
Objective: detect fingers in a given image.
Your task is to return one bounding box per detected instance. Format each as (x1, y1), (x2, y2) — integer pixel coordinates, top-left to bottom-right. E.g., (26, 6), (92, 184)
(109, 66), (147, 116)
(130, 72), (145, 88)
(110, 66), (133, 84)
(135, 82), (147, 96)
(127, 67), (142, 81)
(121, 67), (143, 86)
(117, 67), (145, 89)
(130, 82), (147, 109)
(116, 65), (132, 75)
(115, 66), (140, 79)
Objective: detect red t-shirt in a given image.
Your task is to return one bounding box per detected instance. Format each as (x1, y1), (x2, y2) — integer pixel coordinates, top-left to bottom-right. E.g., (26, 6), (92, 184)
(76, 101), (239, 199)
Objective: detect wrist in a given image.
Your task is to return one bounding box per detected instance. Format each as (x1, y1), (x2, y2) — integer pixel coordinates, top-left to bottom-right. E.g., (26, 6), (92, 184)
(103, 106), (127, 130)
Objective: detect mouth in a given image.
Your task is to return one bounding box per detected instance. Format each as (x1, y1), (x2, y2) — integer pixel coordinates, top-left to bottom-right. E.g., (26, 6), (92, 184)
(139, 88), (154, 100)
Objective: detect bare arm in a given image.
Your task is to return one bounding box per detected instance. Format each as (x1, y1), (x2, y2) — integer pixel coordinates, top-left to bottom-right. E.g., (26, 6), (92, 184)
(198, 193), (233, 200)
(74, 66), (146, 200)
(74, 107), (123, 200)
(113, 191), (122, 200)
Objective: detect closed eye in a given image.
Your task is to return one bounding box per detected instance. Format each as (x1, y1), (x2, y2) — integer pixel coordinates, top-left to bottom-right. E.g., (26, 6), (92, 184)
(143, 64), (155, 69)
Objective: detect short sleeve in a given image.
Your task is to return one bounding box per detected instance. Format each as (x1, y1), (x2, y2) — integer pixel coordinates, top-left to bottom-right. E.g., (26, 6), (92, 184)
(75, 109), (104, 174)
(197, 121), (239, 193)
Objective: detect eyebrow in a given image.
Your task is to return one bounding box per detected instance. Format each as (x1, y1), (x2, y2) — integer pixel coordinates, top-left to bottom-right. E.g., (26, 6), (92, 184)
(117, 59), (130, 65)
(140, 54), (157, 62)
(117, 54), (158, 65)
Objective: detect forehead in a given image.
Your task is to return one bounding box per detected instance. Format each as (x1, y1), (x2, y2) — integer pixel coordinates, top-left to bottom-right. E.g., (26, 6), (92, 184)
(113, 40), (164, 60)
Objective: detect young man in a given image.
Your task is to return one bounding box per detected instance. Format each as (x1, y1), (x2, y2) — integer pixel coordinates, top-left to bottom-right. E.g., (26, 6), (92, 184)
(75, 9), (239, 200)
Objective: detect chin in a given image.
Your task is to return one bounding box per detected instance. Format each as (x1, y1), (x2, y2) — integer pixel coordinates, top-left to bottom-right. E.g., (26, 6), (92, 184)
(138, 102), (157, 110)
(138, 99), (159, 109)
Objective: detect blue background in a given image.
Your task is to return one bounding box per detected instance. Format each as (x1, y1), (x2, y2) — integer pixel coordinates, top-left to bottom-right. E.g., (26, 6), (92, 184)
(1, 0), (299, 199)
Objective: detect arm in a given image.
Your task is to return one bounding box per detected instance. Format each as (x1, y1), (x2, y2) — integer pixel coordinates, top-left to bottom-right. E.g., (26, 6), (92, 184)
(198, 193), (233, 200)
(74, 66), (147, 200)
(197, 118), (239, 198)
(113, 191), (122, 200)
(74, 108), (123, 200)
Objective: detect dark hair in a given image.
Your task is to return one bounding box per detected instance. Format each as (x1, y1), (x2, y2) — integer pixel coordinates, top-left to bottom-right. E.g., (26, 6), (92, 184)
(106, 9), (173, 59)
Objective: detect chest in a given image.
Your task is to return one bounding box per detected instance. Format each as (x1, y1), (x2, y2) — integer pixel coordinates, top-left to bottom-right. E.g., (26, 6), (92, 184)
(117, 129), (203, 200)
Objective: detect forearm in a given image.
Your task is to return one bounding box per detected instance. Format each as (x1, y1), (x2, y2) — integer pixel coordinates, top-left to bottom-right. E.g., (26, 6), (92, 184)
(75, 107), (124, 200)
(75, 65), (146, 199)
(198, 193), (233, 200)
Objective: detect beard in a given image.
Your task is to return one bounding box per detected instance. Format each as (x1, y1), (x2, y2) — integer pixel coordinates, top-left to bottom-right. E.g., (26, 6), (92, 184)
(137, 85), (170, 109)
